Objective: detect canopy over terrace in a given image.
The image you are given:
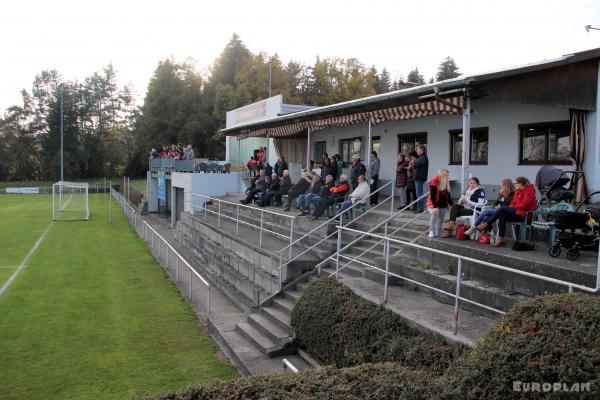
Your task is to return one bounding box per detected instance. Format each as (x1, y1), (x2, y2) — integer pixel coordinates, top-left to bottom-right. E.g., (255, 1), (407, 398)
(221, 47), (600, 194)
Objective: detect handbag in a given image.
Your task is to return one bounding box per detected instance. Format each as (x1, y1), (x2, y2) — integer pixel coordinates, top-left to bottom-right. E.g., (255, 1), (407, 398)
(478, 232), (490, 244)
(512, 241), (534, 251)
(455, 224), (468, 240)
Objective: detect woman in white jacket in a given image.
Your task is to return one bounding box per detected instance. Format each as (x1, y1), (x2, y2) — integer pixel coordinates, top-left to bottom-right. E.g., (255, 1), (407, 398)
(441, 177), (486, 237)
(335, 175), (370, 220)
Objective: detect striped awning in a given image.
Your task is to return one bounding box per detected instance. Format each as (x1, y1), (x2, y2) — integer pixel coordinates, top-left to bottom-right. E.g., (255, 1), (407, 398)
(234, 96), (464, 139)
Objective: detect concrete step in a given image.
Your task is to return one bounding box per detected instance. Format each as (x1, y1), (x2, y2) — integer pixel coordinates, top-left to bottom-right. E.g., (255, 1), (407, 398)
(247, 313), (292, 346)
(271, 296), (295, 314)
(236, 322), (283, 356)
(283, 288), (303, 303)
(261, 305), (293, 335)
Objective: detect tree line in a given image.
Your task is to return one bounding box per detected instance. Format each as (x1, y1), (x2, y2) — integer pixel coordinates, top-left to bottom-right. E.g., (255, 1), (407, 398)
(0, 33), (459, 181)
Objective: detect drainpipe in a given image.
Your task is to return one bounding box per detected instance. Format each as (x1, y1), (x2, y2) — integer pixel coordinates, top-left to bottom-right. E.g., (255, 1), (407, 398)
(307, 126), (311, 171)
(461, 93), (471, 194)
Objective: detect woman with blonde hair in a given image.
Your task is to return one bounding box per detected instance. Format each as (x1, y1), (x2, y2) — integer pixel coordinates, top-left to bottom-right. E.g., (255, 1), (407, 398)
(426, 169), (453, 238)
(465, 178), (515, 236)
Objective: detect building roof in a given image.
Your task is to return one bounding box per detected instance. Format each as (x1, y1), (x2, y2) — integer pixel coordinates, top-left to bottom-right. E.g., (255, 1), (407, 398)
(221, 47), (600, 135)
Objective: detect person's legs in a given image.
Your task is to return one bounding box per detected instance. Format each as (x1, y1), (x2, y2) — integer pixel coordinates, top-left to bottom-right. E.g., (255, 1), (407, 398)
(474, 208), (495, 226)
(428, 208), (438, 236)
(296, 194), (306, 209)
(497, 208), (522, 237)
(398, 186), (407, 207)
(437, 208), (447, 236)
(449, 204), (463, 221)
(336, 200), (353, 219)
(414, 180), (425, 211)
(370, 177), (379, 205)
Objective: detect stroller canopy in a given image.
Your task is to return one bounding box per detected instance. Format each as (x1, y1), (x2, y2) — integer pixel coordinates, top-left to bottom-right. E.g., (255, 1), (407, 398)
(535, 166), (565, 190)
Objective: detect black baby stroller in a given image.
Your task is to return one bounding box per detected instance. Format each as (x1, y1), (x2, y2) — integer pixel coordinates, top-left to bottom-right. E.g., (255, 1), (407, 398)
(548, 191), (600, 260)
(534, 166), (584, 205)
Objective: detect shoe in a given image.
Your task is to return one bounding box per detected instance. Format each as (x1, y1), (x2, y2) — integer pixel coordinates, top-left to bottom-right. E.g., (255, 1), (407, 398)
(440, 229), (453, 238)
(428, 231), (435, 238)
(493, 236), (506, 247)
(476, 222), (488, 232)
(239, 200), (248, 204)
(298, 211), (307, 216)
(283, 207), (290, 212)
(464, 226), (476, 236)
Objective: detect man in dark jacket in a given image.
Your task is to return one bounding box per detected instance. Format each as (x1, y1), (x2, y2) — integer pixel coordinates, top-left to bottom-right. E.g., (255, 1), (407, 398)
(412, 144), (429, 212)
(309, 175), (350, 220)
(263, 160), (273, 176)
(350, 154), (366, 190)
(297, 175), (323, 215)
(241, 169), (267, 204)
(274, 156), (288, 177)
(283, 171), (312, 211)
(259, 173), (281, 207)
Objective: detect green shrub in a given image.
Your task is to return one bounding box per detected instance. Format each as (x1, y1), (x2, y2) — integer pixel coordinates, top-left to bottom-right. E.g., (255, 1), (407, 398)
(290, 278), (466, 374)
(437, 293), (600, 399)
(136, 363), (433, 400)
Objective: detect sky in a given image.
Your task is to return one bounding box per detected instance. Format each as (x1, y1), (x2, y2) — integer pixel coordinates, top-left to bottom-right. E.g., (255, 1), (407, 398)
(1, 0), (599, 115)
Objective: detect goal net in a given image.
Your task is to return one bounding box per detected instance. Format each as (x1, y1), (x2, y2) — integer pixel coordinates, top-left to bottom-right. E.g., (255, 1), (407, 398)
(52, 181), (90, 221)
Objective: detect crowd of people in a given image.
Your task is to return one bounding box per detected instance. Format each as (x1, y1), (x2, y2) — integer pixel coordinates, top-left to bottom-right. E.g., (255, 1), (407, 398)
(241, 143), (540, 247)
(150, 144), (195, 160)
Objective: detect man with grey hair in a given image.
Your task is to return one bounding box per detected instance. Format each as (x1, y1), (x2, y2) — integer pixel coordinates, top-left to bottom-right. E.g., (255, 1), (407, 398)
(258, 173), (281, 207)
(309, 174), (350, 220)
(282, 171), (312, 211)
(350, 154), (366, 191)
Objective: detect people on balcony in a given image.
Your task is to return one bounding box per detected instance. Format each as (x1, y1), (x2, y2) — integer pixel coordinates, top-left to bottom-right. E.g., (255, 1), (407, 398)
(441, 177), (486, 238)
(282, 171), (312, 211)
(427, 169), (453, 238)
(335, 175), (370, 221)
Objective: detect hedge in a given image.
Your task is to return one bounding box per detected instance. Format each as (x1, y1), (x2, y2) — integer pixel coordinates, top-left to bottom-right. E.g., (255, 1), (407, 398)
(136, 363), (433, 400)
(290, 277), (467, 374)
(436, 293), (600, 399)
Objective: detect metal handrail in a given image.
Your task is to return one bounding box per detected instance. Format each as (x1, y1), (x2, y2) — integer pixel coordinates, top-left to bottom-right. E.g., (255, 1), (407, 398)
(282, 358), (299, 373)
(111, 187), (212, 318)
(334, 225), (600, 335)
(190, 193), (296, 247)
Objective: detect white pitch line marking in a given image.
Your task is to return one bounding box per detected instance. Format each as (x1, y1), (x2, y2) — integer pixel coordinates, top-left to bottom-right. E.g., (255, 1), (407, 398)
(0, 222), (53, 296)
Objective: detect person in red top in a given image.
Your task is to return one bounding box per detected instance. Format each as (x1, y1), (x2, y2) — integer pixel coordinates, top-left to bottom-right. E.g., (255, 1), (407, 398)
(257, 147), (265, 163)
(426, 169), (453, 238)
(477, 176), (538, 247)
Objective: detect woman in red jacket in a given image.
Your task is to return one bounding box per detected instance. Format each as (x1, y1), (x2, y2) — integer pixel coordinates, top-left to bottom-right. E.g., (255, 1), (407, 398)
(476, 176), (538, 247)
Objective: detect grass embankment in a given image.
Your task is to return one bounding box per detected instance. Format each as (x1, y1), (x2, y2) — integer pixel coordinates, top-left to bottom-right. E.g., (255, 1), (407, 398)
(0, 194), (237, 400)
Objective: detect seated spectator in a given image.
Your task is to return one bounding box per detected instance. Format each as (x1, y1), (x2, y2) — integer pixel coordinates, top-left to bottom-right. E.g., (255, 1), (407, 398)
(427, 169), (453, 238)
(308, 174), (350, 220)
(300, 175), (334, 216)
(477, 176), (537, 247)
(297, 175), (323, 215)
(259, 173), (281, 207)
(283, 171), (312, 211)
(263, 160), (273, 176)
(441, 177), (486, 238)
(161, 146), (169, 158)
(465, 178), (515, 236)
(241, 170), (267, 204)
(184, 145), (194, 160)
(274, 156), (288, 177)
(275, 170), (292, 206)
(335, 175), (370, 220)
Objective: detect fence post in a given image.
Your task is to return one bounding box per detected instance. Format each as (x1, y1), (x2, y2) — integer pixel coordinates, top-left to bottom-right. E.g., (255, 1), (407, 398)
(176, 257), (179, 281)
(189, 269), (193, 299)
(166, 246), (169, 269)
(204, 197), (207, 221)
(207, 286), (211, 319)
(259, 210), (264, 246)
(236, 205), (240, 236)
(109, 182), (112, 223)
(279, 253), (283, 291)
(383, 222), (388, 256)
(335, 226), (342, 280)
(383, 236), (391, 303)
(453, 258), (463, 335)
(151, 231), (154, 251)
(217, 200), (221, 228)
(288, 218), (294, 260)
(390, 185), (394, 213)
(158, 237), (161, 259)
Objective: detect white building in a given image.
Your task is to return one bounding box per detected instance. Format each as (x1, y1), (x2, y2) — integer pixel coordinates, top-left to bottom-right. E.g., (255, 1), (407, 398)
(222, 48), (600, 199)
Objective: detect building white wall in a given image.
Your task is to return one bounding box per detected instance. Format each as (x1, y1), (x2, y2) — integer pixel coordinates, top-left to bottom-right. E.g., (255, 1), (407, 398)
(310, 100), (579, 191)
(582, 60), (600, 196)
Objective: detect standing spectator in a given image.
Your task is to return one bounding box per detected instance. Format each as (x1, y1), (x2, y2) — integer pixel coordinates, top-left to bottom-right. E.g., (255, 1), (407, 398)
(283, 171), (312, 211)
(247, 156), (258, 177)
(427, 169), (453, 238)
(257, 147), (265, 163)
(150, 148), (159, 158)
(184, 145), (194, 160)
(335, 175), (370, 220)
(321, 153), (329, 167)
(350, 154), (366, 191)
(406, 151), (418, 210)
(321, 157), (334, 182)
(395, 153), (409, 209)
(161, 146), (169, 158)
(368, 151), (380, 206)
(274, 156), (288, 177)
(263, 160), (273, 176)
(413, 144), (429, 213)
(309, 174), (350, 220)
(335, 154), (343, 179)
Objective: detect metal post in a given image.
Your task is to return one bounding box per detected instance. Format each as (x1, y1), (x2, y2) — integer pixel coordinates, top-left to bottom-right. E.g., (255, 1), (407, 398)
(217, 200), (221, 228)
(596, 238), (600, 289)
(390, 185), (394, 213)
(236, 205), (240, 235)
(259, 210), (264, 246)
(151, 231), (154, 250)
(335, 226), (342, 280)
(52, 184), (55, 220)
(383, 237), (391, 303)
(109, 181), (112, 223)
(383, 222), (388, 256)
(60, 87), (64, 184)
(144, 224), (147, 241)
(288, 218), (294, 260)
(453, 258), (463, 335)
(279, 253), (283, 291)
(204, 197), (207, 220)
(189, 269), (193, 299)
(207, 286), (211, 319)
(166, 246), (169, 269)
(367, 119), (372, 171)
(461, 94), (471, 194)
(306, 127), (311, 171)
(127, 176), (130, 204)
(176, 257), (179, 281)
(104, 177), (106, 204)
(158, 238), (161, 259)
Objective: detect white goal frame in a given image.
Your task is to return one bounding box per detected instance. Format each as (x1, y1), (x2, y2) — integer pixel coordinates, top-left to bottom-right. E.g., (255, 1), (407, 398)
(52, 181), (90, 221)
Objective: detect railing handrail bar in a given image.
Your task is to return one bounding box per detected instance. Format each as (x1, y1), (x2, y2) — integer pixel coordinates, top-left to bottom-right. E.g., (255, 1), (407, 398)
(189, 201), (291, 240)
(277, 180), (394, 255)
(337, 225), (599, 293)
(312, 192), (429, 272)
(191, 192), (295, 220)
(282, 358), (299, 373)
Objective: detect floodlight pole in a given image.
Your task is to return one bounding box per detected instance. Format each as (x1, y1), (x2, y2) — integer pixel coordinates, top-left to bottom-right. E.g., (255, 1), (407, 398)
(109, 180), (112, 224)
(60, 87), (64, 210)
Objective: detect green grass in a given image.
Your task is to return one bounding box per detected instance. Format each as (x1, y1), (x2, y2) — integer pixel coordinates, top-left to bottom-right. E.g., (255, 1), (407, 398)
(0, 194), (237, 400)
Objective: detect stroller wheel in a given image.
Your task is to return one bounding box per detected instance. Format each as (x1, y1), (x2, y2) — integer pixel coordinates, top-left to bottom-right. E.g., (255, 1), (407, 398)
(548, 245), (561, 258)
(566, 248), (580, 261)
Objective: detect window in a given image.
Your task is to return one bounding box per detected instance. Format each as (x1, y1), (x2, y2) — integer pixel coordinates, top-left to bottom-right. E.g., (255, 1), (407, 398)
(519, 122), (571, 165)
(397, 133), (427, 155)
(449, 128), (489, 165)
(371, 136), (381, 155)
(314, 141), (327, 164)
(340, 137), (362, 163)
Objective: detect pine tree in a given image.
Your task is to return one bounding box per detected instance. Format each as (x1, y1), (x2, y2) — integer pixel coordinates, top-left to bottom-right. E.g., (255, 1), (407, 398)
(436, 56), (460, 81)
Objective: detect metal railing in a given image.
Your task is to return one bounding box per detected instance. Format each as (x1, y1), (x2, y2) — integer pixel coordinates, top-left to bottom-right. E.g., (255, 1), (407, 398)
(332, 225), (600, 335)
(260, 181), (397, 305)
(110, 187), (212, 320)
(282, 358), (299, 373)
(190, 193), (296, 248)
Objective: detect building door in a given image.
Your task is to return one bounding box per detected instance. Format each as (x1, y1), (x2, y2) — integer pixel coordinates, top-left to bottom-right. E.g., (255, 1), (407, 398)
(398, 133), (427, 155)
(314, 141), (327, 164)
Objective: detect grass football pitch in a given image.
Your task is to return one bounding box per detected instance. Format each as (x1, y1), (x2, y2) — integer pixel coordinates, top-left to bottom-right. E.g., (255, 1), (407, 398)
(0, 194), (237, 399)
